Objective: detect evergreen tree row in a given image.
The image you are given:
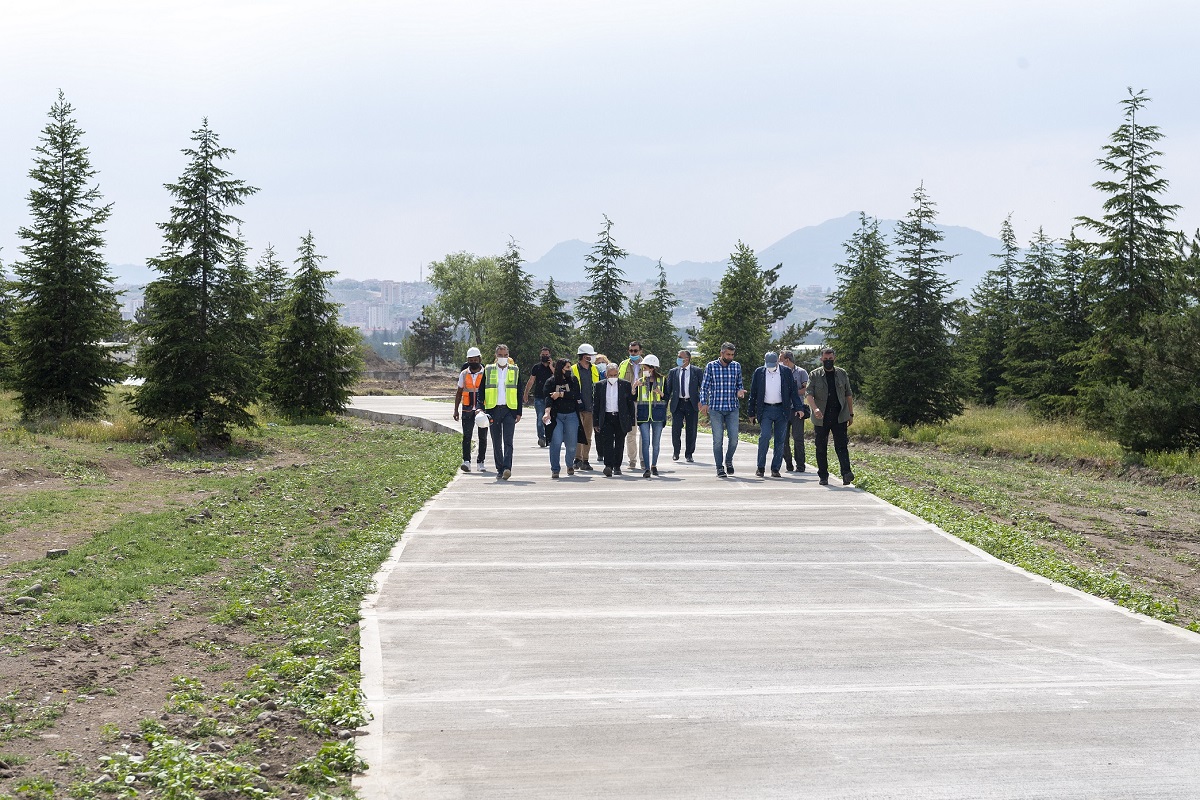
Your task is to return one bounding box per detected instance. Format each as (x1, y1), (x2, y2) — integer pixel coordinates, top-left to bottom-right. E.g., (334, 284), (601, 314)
(0, 94), (362, 442)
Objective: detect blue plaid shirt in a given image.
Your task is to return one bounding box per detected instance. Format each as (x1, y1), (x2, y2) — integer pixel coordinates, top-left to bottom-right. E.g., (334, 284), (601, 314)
(699, 359), (744, 412)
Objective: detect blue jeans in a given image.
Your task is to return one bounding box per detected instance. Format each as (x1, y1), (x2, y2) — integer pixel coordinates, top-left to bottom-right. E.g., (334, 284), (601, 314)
(548, 411), (580, 473)
(757, 405), (789, 471)
(709, 408), (739, 469)
(533, 397), (548, 440)
(639, 420), (664, 468)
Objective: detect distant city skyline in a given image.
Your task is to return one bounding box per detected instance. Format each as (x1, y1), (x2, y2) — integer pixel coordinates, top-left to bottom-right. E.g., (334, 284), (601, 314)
(2, 1), (1198, 281)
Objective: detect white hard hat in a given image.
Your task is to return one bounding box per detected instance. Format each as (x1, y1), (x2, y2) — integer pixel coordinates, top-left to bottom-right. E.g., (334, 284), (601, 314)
(576, 343), (596, 355)
(642, 354), (660, 368)
(466, 347), (482, 358)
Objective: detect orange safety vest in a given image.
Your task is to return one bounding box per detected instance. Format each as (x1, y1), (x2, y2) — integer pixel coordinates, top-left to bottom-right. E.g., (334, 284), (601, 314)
(462, 369), (483, 408)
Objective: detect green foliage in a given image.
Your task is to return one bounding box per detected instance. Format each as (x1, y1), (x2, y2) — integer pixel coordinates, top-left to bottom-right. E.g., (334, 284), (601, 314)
(427, 251), (497, 347)
(0, 262), (14, 388)
(483, 238), (544, 369)
(576, 215), (630, 358)
(824, 213), (888, 398)
(265, 232), (362, 418)
(537, 276), (573, 358)
(625, 260), (680, 360)
(405, 305), (453, 367)
(692, 241), (794, 366)
(10, 91), (123, 419)
(862, 184), (967, 426)
(962, 214), (1018, 404)
(253, 243), (289, 336)
(132, 120), (260, 442)
(288, 741), (365, 786)
(98, 733), (269, 799)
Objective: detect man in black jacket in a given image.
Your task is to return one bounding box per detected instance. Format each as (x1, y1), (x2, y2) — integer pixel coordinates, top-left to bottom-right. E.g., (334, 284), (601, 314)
(593, 361), (636, 477)
(664, 348), (703, 463)
(747, 351), (799, 478)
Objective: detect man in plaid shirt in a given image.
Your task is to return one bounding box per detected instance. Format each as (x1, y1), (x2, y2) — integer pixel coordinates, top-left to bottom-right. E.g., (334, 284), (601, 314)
(699, 341), (746, 478)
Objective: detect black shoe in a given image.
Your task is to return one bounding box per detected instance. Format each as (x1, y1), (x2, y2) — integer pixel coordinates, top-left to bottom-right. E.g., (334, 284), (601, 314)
(643, 469), (651, 478)
(755, 467), (765, 477)
(672, 453), (680, 461)
(725, 464), (735, 475)
(651, 466), (659, 476)
(573, 458), (581, 468)
(604, 466), (613, 477)
(551, 471), (560, 479)
(842, 471), (855, 485)
(784, 463), (793, 472)
(798, 464), (806, 473)
(771, 470), (782, 478)
(716, 468), (727, 478)
(614, 467), (623, 476)
(686, 456), (694, 463)
(581, 461), (594, 472)
(538, 437), (547, 447)
(819, 476), (829, 485)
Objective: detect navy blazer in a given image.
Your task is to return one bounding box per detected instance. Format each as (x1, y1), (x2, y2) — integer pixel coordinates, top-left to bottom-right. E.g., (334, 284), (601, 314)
(747, 366), (798, 421)
(663, 364), (703, 413)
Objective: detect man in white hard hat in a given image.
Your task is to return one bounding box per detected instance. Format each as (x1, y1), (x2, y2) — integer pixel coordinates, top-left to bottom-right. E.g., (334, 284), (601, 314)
(452, 347), (488, 471)
(571, 343), (599, 471)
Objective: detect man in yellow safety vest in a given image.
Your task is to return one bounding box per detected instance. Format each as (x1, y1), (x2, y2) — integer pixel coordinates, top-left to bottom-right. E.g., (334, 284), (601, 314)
(479, 344), (522, 480)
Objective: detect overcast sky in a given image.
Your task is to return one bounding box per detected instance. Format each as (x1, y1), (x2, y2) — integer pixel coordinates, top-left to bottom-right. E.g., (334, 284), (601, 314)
(2, 0), (1197, 281)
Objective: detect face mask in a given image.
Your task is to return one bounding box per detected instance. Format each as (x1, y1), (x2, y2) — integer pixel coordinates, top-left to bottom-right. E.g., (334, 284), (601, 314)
(541, 355), (550, 363)
(676, 357), (684, 367)
(822, 359), (834, 370)
(607, 376), (617, 385)
(767, 366), (777, 372)
(496, 357), (509, 367)
(629, 354), (642, 362)
(721, 356), (733, 365)
(468, 362), (481, 372)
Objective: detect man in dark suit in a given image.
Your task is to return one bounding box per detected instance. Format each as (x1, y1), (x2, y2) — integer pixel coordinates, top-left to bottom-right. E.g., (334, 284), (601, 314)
(593, 361), (636, 477)
(664, 348), (703, 463)
(747, 351), (799, 478)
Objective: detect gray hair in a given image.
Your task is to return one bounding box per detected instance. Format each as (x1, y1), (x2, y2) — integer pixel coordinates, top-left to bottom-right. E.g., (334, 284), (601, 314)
(780, 350), (795, 362)
(720, 341), (736, 352)
(495, 344), (509, 354)
(605, 361), (620, 373)
(678, 349), (691, 357)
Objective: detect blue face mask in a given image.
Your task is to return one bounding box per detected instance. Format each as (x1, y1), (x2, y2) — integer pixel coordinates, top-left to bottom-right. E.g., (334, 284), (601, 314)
(629, 354), (642, 362)
(676, 357), (684, 367)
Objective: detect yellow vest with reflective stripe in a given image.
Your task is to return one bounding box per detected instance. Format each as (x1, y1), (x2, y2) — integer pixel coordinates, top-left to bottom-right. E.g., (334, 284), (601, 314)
(636, 377), (664, 422)
(483, 363), (519, 409)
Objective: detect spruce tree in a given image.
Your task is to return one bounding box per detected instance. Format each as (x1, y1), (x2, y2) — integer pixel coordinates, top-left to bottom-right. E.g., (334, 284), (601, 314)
(11, 92), (123, 418)
(254, 243), (289, 334)
(576, 215), (630, 357)
(427, 252), (496, 347)
(626, 260), (681, 359)
(538, 277), (573, 357)
(265, 232), (362, 417)
(407, 305), (454, 367)
(862, 184), (966, 426)
(1000, 229), (1065, 407)
(824, 213), (889, 396)
(692, 241), (794, 366)
(1075, 89), (1182, 409)
(132, 120), (260, 441)
(483, 239), (543, 368)
(962, 215), (1019, 404)
(0, 260), (13, 388)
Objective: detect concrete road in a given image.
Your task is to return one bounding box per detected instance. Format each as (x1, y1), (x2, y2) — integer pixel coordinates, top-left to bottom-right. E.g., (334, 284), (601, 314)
(350, 395), (1200, 799)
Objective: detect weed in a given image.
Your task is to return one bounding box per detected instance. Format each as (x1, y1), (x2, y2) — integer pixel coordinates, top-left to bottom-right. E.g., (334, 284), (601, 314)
(98, 723), (120, 744)
(13, 778), (55, 800)
(287, 740), (366, 786)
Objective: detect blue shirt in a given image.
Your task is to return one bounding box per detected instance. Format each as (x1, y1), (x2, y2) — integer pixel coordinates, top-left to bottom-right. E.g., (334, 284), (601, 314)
(699, 359), (744, 412)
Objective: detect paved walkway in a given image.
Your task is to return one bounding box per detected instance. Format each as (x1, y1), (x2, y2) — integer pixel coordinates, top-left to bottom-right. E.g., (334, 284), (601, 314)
(350, 396), (1200, 799)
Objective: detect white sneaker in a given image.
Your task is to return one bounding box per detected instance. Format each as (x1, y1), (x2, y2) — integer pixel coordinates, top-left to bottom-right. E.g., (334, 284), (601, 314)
(460, 460), (471, 473)
(476, 462), (486, 472)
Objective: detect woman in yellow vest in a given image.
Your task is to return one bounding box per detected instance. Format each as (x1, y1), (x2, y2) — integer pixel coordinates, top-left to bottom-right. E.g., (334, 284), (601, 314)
(479, 344), (521, 480)
(632, 354), (667, 478)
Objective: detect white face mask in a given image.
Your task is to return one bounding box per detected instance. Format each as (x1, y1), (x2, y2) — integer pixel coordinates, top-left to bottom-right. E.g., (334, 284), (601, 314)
(496, 357), (509, 367)
(607, 376), (618, 384)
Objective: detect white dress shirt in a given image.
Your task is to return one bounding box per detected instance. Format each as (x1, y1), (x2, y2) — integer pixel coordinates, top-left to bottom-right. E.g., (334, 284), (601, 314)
(495, 365), (511, 407)
(764, 367), (783, 404)
(605, 378), (619, 410)
(680, 365), (690, 399)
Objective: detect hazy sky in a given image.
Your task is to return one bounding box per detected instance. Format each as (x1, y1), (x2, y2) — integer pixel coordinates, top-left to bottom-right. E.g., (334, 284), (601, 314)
(2, 0), (1198, 280)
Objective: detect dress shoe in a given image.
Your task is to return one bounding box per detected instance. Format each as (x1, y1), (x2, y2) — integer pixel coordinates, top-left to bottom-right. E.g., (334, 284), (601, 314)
(642, 469), (651, 478)
(604, 466), (613, 477)
(771, 470), (782, 478)
(651, 466), (659, 476)
(685, 456), (694, 463)
(614, 467), (623, 475)
(538, 437), (547, 447)
(842, 471), (855, 485)
(672, 453), (680, 461)
(755, 467), (765, 477)
(819, 476), (829, 485)
(551, 471), (560, 479)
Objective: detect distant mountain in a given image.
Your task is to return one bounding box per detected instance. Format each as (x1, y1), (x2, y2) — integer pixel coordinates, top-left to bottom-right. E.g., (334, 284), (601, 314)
(109, 262), (156, 286)
(526, 213), (1004, 296)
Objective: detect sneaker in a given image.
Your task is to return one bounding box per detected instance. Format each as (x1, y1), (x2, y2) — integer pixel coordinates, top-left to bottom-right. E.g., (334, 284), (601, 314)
(460, 461), (471, 473)
(643, 469), (651, 478)
(581, 461), (594, 472)
(842, 471), (855, 485)
(502, 469), (512, 480)
(614, 467), (623, 476)
(819, 476), (829, 485)
(755, 467), (765, 477)
(771, 470), (782, 478)
(629, 461), (637, 470)
(573, 458), (581, 469)
(725, 464), (735, 475)
(551, 471), (560, 479)
(476, 461), (486, 472)
(538, 437), (547, 447)
(716, 468), (727, 478)
(604, 466), (613, 477)
(567, 466), (575, 476)
(651, 466), (659, 476)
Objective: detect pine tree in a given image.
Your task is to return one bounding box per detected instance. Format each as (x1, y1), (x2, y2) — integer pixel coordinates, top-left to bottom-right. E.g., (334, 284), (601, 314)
(863, 184), (966, 426)
(427, 252), (497, 347)
(576, 215), (630, 357)
(692, 241), (794, 367)
(1001, 229), (1066, 407)
(265, 232), (362, 417)
(254, 243), (289, 334)
(626, 260), (681, 359)
(484, 239), (543, 368)
(10, 92), (123, 418)
(962, 215), (1019, 404)
(1075, 89), (1183, 408)
(132, 120), (260, 441)
(824, 213), (889, 396)
(538, 276), (573, 357)
(0, 259), (14, 388)
(407, 305), (454, 367)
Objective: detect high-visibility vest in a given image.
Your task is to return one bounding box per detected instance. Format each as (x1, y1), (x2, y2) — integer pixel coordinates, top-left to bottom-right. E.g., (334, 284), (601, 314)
(635, 377), (665, 422)
(462, 368), (483, 407)
(483, 363), (519, 409)
(618, 358), (640, 381)
(572, 363), (599, 384)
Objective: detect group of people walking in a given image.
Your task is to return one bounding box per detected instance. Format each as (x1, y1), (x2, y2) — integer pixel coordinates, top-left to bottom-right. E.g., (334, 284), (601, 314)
(452, 341), (856, 485)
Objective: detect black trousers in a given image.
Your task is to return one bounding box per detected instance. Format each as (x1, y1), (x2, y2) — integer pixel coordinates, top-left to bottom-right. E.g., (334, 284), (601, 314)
(460, 410), (488, 462)
(671, 400), (698, 458)
(597, 418), (626, 469)
(814, 420), (852, 478)
(488, 406), (518, 472)
(783, 414), (806, 469)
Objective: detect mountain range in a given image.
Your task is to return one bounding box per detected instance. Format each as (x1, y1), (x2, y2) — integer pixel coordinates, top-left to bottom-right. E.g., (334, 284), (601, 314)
(526, 212), (1005, 295)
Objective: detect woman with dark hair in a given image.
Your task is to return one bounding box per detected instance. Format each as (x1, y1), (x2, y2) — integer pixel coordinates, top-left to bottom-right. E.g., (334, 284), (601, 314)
(542, 358), (582, 479)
